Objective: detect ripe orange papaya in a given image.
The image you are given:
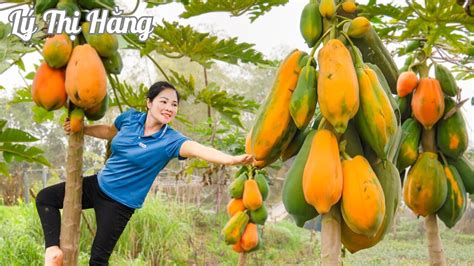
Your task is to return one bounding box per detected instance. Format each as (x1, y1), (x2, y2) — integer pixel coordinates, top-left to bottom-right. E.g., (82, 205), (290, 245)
(347, 17), (371, 38)
(249, 50), (307, 160)
(221, 211), (249, 245)
(319, 0), (336, 19)
(240, 223), (259, 251)
(32, 62), (67, 111)
(227, 198), (246, 217)
(70, 108), (84, 133)
(43, 34), (73, 69)
(411, 77), (445, 130)
(436, 97), (468, 159)
(341, 155), (385, 237)
(65, 44), (107, 109)
(303, 129), (343, 214)
(283, 130), (319, 227)
(317, 39), (359, 133)
(242, 179), (263, 211)
(397, 71), (418, 97)
(437, 165), (467, 228)
(342, 0), (357, 13)
(290, 65), (318, 129)
(403, 152), (448, 217)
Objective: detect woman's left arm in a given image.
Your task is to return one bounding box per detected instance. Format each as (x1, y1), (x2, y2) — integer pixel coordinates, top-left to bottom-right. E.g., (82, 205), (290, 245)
(179, 140), (254, 165)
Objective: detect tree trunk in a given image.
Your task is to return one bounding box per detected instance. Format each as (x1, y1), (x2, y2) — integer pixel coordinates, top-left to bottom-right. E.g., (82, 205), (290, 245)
(60, 130), (84, 265)
(238, 253), (246, 266)
(425, 214), (446, 266)
(321, 205), (341, 266)
(421, 127), (446, 266)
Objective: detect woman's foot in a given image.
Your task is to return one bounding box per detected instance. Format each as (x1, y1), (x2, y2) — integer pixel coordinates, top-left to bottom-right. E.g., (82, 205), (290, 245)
(45, 246), (63, 266)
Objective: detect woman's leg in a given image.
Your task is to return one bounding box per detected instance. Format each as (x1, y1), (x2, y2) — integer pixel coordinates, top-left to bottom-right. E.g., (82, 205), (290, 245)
(89, 188), (134, 266)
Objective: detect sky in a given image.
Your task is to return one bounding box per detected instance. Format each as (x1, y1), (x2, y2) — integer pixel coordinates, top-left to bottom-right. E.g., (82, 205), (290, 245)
(0, 0), (473, 147)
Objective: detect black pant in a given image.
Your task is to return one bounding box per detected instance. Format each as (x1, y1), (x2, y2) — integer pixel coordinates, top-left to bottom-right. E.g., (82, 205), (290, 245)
(36, 175), (135, 266)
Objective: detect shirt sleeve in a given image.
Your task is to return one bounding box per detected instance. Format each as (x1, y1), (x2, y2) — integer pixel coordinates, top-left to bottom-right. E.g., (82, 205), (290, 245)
(114, 108), (135, 130)
(166, 132), (190, 160)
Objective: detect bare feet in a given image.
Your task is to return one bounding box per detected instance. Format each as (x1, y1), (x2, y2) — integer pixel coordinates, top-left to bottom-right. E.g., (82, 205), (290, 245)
(45, 246), (63, 266)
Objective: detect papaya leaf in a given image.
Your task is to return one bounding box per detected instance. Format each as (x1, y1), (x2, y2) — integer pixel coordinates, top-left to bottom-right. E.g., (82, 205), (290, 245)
(0, 143), (50, 167)
(0, 128), (38, 142)
(168, 69), (195, 101)
(135, 20), (271, 67)
(10, 86), (32, 104)
(0, 162), (9, 177)
(32, 105), (55, 124)
(0, 120), (6, 131)
(179, 0), (288, 22)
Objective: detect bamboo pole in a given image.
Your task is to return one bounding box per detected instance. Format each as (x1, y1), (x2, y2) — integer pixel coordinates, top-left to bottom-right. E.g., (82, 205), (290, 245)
(60, 129), (84, 265)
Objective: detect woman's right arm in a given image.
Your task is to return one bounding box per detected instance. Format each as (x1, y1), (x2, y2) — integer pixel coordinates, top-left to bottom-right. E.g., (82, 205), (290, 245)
(64, 119), (118, 140)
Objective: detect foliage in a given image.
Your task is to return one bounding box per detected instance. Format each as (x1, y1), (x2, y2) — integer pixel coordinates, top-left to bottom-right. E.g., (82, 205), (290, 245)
(359, 0), (474, 80)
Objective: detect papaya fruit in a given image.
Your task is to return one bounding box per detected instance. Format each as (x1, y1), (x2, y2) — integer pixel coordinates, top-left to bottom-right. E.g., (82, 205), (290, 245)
(405, 40), (421, 54)
(447, 155), (474, 194)
(65, 44), (107, 109)
(396, 94), (412, 123)
(81, 22), (118, 58)
(342, 160), (401, 253)
(243, 179), (263, 211)
(250, 50), (307, 161)
(221, 211), (249, 245)
(319, 0), (336, 19)
(43, 34), (73, 69)
(396, 118), (421, 170)
(347, 17), (371, 38)
(32, 62), (67, 111)
(56, 0), (81, 17)
(403, 152), (448, 217)
(232, 239), (244, 253)
(35, 0), (59, 15)
(240, 223), (259, 251)
(300, 1), (323, 48)
(399, 55), (415, 72)
(227, 198), (246, 217)
(411, 77), (445, 130)
(397, 71), (418, 97)
(353, 53), (397, 160)
(249, 205), (268, 225)
(282, 130), (319, 227)
(342, 0), (357, 13)
(318, 39), (359, 133)
(70, 108), (84, 133)
(340, 121), (364, 158)
(437, 165), (467, 228)
(352, 27), (399, 94)
(229, 173), (247, 199)
(85, 94), (109, 121)
(341, 155), (385, 237)
(254, 173), (269, 201)
(434, 64), (459, 97)
(254, 154), (279, 169)
(281, 127), (310, 161)
(290, 65), (318, 129)
(436, 97), (468, 159)
(303, 129), (343, 214)
(101, 51), (123, 74)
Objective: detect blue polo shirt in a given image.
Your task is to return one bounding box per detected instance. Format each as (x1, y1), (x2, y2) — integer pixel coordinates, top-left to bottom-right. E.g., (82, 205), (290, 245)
(98, 109), (189, 209)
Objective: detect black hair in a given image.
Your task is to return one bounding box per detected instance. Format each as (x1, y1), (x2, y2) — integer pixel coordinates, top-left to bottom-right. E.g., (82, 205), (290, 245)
(147, 81), (180, 103)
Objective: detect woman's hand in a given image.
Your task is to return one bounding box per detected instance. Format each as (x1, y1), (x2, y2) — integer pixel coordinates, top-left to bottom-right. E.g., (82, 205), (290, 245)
(230, 154), (254, 165)
(63, 118), (71, 135)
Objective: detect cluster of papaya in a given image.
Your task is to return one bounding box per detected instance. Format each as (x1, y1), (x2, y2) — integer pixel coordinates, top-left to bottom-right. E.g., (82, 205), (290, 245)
(222, 166), (269, 253)
(396, 49), (472, 228)
(31, 0), (121, 131)
(245, 0), (404, 254)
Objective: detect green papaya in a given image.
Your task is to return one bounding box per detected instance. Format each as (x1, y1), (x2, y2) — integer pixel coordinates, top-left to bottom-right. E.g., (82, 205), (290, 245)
(437, 97), (468, 159)
(300, 1), (323, 48)
(81, 22), (118, 58)
(85, 94), (109, 121)
(35, 0), (59, 15)
(249, 205), (268, 225)
(56, 0), (80, 16)
(396, 94), (412, 123)
(352, 27), (399, 94)
(340, 121), (364, 158)
(435, 64), (459, 97)
(447, 155), (474, 194)
(437, 165), (467, 228)
(290, 65), (318, 129)
(396, 118), (421, 170)
(221, 211), (249, 245)
(404, 40), (421, 54)
(101, 51), (123, 74)
(399, 55), (415, 72)
(229, 173), (247, 199)
(254, 173), (269, 201)
(282, 130), (319, 227)
(281, 127), (310, 161)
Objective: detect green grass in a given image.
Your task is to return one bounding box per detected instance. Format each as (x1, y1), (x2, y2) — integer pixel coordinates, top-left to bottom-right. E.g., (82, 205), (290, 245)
(0, 197), (473, 265)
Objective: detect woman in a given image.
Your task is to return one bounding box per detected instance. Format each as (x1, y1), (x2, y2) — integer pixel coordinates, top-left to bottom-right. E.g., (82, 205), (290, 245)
(36, 81), (254, 266)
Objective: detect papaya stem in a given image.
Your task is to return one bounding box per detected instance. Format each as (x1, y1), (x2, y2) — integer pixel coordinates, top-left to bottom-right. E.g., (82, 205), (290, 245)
(438, 152), (448, 167)
(107, 74), (123, 113)
(339, 140), (351, 160)
(336, 18), (351, 28)
(330, 19), (337, 40)
(317, 117), (327, 130)
(421, 127), (436, 153)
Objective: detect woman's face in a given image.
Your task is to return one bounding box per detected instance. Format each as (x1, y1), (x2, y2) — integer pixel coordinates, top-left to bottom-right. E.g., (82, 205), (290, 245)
(147, 88), (178, 125)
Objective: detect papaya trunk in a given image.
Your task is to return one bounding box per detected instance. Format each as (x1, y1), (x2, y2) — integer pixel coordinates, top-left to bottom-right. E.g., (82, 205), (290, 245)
(321, 205), (341, 266)
(60, 130), (84, 265)
(238, 253), (247, 266)
(421, 127), (446, 266)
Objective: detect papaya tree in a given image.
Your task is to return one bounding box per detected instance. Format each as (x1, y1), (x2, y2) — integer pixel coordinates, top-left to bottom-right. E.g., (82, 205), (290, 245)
(358, 0), (474, 265)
